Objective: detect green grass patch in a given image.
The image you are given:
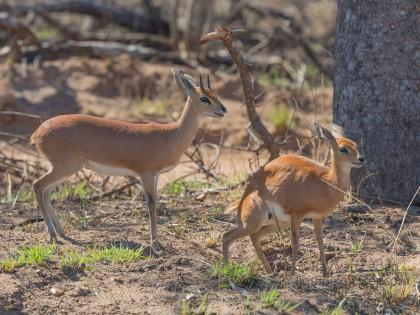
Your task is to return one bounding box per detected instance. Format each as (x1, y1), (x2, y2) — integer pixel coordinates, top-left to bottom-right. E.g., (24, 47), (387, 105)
(260, 289), (280, 309)
(51, 181), (91, 202)
(260, 289), (302, 312)
(36, 26), (60, 41)
(181, 294), (209, 315)
(322, 298), (345, 315)
(0, 243), (56, 272)
(212, 261), (258, 286)
(59, 245), (145, 271)
(257, 67), (285, 87)
(268, 104), (294, 134)
(162, 179), (209, 196)
(212, 205), (224, 216)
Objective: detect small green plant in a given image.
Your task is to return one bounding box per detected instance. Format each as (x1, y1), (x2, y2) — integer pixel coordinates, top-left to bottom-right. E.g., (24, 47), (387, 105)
(305, 63), (319, 82)
(322, 298), (345, 315)
(268, 104), (294, 134)
(212, 261), (258, 286)
(59, 245), (145, 271)
(51, 181), (91, 202)
(258, 67), (285, 87)
(382, 284), (413, 306)
(259, 289), (302, 312)
(59, 251), (90, 271)
(36, 27), (59, 41)
(181, 294), (209, 315)
(212, 205), (224, 216)
(0, 243), (56, 272)
(350, 240), (364, 253)
(260, 289), (280, 309)
(162, 179), (208, 196)
(348, 232), (365, 254)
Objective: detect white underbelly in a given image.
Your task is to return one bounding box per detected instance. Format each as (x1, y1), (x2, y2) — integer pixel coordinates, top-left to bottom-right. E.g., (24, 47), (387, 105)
(85, 161), (139, 177)
(265, 200), (291, 228)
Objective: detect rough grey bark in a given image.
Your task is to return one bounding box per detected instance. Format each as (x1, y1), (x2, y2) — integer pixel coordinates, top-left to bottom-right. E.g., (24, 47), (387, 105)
(333, 0), (419, 203)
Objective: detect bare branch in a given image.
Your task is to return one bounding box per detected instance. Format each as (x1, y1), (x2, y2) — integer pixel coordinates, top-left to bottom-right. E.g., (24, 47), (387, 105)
(201, 27), (280, 159)
(10, 0), (168, 34)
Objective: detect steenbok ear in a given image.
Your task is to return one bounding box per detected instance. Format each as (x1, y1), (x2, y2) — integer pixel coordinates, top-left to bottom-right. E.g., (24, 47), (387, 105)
(172, 69), (197, 97)
(313, 121), (339, 150)
(182, 72), (198, 88)
(331, 123), (345, 138)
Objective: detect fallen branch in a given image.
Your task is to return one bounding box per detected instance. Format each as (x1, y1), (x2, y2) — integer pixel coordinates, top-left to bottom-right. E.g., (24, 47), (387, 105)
(0, 111), (42, 121)
(9, 0), (169, 35)
(35, 10), (171, 50)
(201, 27), (280, 159)
(11, 216), (44, 229)
(20, 41), (191, 66)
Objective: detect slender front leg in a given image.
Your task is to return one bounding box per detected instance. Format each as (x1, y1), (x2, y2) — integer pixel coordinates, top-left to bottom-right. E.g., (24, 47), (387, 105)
(313, 218), (328, 277)
(290, 215), (302, 275)
(140, 172), (161, 254)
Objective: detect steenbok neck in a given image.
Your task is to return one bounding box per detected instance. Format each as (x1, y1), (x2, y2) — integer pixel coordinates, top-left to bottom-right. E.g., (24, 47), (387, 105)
(327, 154), (352, 192)
(174, 98), (201, 152)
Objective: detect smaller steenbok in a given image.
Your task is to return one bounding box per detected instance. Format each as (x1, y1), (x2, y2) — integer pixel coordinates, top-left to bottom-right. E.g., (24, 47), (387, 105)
(31, 69), (226, 253)
(223, 123), (364, 276)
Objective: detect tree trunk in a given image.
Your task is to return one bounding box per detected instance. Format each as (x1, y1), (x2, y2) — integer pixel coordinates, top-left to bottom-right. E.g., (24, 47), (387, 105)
(333, 0), (419, 204)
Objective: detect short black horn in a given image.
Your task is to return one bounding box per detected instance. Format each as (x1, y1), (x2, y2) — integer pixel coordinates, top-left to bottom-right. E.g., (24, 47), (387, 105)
(199, 75), (205, 90)
(207, 74), (211, 89)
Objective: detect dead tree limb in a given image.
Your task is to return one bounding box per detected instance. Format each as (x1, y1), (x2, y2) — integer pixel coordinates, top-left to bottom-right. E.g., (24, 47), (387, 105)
(20, 41), (191, 66)
(201, 27), (280, 159)
(9, 0), (169, 35)
(35, 10), (171, 50)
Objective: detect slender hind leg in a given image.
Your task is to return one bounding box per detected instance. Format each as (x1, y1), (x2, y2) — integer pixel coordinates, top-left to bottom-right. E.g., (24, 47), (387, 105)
(33, 165), (81, 241)
(223, 192), (267, 264)
(44, 184), (66, 237)
(250, 225), (278, 273)
(290, 215), (302, 275)
(140, 172), (160, 254)
(313, 218), (328, 277)
(33, 180), (56, 242)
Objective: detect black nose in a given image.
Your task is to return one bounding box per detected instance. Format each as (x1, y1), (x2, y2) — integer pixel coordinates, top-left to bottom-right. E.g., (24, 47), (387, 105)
(221, 104), (227, 113)
(358, 156), (365, 163)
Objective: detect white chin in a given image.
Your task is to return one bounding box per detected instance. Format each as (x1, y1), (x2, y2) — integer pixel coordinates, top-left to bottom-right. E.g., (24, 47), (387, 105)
(207, 112), (223, 118)
(352, 163), (363, 168)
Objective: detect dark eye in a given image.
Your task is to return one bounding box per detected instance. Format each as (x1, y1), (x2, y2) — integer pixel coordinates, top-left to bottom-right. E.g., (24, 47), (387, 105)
(339, 147), (349, 155)
(200, 96), (210, 104)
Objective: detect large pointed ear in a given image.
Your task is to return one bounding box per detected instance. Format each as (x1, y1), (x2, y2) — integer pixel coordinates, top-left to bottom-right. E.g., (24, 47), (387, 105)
(331, 123), (345, 138)
(172, 69), (197, 97)
(182, 73), (198, 88)
(313, 121), (339, 150)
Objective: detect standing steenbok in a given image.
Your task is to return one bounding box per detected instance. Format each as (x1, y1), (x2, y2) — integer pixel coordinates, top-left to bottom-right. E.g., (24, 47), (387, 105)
(31, 69), (226, 253)
(223, 123), (364, 276)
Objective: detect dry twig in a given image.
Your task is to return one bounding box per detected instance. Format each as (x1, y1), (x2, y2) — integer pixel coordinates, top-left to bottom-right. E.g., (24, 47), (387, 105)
(391, 186), (420, 253)
(201, 27), (279, 160)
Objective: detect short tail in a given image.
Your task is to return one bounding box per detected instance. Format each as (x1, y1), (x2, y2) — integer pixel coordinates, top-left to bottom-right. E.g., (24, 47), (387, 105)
(30, 126), (42, 145)
(224, 199), (240, 214)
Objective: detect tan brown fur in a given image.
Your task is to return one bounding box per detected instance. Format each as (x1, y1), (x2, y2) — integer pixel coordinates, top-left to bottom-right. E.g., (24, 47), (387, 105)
(223, 128), (364, 276)
(31, 70), (226, 253)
